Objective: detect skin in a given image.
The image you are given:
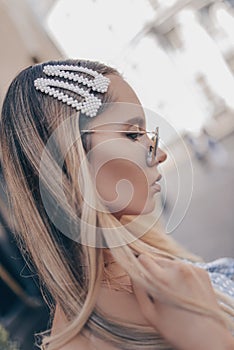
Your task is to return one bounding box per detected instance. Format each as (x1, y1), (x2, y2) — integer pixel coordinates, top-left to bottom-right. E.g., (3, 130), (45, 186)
(51, 75), (234, 349)
(86, 74), (167, 219)
(133, 254), (234, 350)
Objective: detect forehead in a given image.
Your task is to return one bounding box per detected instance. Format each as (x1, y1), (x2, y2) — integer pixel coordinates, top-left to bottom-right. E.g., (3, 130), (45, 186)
(90, 74), (145, 128)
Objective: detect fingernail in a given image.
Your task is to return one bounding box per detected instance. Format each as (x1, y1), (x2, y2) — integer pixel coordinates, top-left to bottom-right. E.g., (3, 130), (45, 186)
(138, 254), (151, 264)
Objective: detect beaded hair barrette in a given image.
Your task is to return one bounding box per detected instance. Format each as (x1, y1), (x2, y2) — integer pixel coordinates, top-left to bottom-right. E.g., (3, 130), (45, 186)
(34, 64), (110, 117)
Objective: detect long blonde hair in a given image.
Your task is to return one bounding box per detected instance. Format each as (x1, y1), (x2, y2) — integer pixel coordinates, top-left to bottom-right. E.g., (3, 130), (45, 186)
(0, 59), (233, 350)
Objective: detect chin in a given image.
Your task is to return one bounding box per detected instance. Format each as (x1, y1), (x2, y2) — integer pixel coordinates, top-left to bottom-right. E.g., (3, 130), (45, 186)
(113, 199), (156, 218)
(138, 202), (156, 215)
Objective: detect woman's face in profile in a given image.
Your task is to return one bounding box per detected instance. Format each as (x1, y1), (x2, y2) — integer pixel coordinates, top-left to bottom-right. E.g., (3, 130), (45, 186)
(86, 75), (167, 218)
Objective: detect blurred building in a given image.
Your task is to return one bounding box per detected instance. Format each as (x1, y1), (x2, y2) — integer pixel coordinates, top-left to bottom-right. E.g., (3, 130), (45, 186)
(0, 0), (62, 108)
(0, 1), (63, 349)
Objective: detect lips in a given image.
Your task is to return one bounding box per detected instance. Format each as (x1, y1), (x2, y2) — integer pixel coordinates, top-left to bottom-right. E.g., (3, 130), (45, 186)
(151, 174), (162, 185)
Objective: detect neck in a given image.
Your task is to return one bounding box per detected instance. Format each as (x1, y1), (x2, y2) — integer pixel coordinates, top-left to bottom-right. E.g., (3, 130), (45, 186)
(102, 249), (133, 293)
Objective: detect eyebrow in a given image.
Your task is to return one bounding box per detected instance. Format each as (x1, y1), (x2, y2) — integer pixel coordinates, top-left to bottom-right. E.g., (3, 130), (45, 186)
(124, 116), (145, 126)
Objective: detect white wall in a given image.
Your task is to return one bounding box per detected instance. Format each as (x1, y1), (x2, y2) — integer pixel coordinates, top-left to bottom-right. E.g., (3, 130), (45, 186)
(0, 0), (63, 107)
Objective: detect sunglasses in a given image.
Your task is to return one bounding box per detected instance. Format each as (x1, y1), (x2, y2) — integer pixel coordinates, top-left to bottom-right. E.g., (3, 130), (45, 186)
(80, 126), (159, 165)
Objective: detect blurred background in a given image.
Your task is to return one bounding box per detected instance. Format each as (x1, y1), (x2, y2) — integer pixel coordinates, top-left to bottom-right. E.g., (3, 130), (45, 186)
(0, 0), (233, 349)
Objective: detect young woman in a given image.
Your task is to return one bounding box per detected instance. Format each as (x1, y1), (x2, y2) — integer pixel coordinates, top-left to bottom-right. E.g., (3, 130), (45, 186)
(0, 59), (234, 350)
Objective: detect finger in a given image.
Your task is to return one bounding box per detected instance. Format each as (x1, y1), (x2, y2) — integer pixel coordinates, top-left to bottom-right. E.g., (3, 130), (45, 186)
(132, 281), (153, 302)
(132, 281), (159, 326)
(138, 254), (173, 272)
(137, 255), (171, 288)
(132, 281), (155, 309)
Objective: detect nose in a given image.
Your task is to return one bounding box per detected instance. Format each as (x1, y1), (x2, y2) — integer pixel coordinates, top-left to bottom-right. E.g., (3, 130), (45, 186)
(147, 146), (167, 167)
(156, 147), (167, 164)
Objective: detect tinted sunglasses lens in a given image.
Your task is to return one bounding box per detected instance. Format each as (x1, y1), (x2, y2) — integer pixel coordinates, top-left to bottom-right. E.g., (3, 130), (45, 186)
(152, 128), (159, 159)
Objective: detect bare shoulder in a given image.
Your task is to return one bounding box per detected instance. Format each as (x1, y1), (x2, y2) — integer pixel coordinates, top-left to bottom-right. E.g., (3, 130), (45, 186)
(50, 304), (91, 350)
(51, 303), (68, 335)
(51, 303), (120, 350)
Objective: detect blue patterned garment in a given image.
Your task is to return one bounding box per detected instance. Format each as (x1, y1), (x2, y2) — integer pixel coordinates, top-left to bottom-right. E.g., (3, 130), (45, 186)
(183, 257), (234, 336)
(186, 257), (234, 299)
(185, 258), (234, 337)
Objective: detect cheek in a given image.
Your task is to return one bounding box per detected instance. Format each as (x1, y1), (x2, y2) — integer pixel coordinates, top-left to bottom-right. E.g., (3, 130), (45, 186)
(95, 159), (149, 204)
(89, 138), (152, 214)
(95, 159), (149, 211)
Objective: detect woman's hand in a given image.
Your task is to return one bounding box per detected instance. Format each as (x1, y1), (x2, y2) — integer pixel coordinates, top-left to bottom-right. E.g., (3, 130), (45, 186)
(133, 254), (234, 350)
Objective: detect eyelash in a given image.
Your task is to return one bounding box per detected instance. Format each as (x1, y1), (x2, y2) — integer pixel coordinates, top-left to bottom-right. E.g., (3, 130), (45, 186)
(126, 132), (145, 141)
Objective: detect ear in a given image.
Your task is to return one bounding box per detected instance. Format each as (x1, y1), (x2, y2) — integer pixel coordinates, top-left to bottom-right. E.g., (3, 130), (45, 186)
(83, 132), (92, 155)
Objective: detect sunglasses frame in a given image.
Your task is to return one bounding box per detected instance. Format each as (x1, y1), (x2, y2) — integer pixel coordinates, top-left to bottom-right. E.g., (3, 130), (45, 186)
(80, 126), (160, 164)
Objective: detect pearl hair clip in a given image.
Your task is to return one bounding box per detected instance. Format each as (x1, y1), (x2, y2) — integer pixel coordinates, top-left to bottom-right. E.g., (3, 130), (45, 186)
(34, 64), (110, 117)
